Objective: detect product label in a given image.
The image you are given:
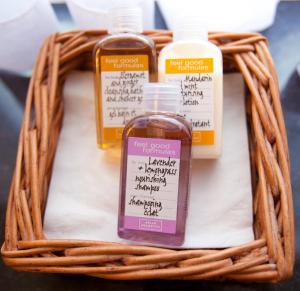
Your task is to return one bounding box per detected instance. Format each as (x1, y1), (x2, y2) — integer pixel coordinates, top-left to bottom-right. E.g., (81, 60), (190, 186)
(101, 55), (149, 140)
(165, 58), (214, 145)
(124, 137), (181, 234)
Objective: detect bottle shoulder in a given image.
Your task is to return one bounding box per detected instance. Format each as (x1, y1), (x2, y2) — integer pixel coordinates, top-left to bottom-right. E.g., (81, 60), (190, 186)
(94, 32), (155, 50)
(124, 113), (192, 138)
(159, 40), (222, 59)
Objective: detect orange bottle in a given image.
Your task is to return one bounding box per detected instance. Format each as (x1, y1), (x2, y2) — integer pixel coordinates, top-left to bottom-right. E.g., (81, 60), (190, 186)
(93, 6), (157, 149)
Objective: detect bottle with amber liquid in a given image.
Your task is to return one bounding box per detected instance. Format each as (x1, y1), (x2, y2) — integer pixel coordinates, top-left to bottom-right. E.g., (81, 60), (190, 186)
(118, 83), (192, 246)
(94, 6), (157, 149)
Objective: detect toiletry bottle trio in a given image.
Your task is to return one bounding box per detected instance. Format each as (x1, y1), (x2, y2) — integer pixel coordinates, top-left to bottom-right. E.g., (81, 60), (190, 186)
(94, 7), (223, 245)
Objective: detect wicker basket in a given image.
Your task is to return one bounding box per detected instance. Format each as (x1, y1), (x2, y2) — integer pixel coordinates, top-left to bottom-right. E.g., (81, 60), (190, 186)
(1, 30), (295, 282)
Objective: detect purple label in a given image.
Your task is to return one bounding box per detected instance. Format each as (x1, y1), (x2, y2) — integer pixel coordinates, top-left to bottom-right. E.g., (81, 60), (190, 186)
(128, 137), (181, 159)
(124, 216), (176, 234)
(124, 137), (181, 234)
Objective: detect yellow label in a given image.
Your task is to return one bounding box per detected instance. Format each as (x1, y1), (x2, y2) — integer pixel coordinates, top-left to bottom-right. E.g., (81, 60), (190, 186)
(100, 54), (149, 146)
(101, 55), (148, 72)
(192, 130), (214, 145)
(166, 58), (213, 74)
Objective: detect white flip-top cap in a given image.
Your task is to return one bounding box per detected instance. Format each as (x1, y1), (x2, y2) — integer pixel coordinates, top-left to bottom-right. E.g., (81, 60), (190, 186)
(143, 83), (181, 113)
(173, 16), (208, 41)
(108, 5), (143, 34)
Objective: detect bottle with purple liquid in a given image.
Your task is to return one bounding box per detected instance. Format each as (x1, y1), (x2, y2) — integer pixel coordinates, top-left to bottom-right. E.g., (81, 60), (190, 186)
(118, 83), (192, 246)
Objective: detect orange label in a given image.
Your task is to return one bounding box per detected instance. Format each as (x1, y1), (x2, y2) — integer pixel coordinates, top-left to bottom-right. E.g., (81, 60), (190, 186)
(192, 130), (214, 145)
(101, 55), (148, 72)
(166, 58), (213, 74)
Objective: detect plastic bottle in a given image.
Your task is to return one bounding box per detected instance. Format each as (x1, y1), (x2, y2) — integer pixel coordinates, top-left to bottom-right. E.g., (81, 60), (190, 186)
(118, 83), (192, 246)
(158, 20), (223, 158)
(94, 6), (157, 149)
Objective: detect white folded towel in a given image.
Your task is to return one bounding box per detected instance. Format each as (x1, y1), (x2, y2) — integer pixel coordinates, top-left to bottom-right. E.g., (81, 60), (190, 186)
(43, 71), (254, 248)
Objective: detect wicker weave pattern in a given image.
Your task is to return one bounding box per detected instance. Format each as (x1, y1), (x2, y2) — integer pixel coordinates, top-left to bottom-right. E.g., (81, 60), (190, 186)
(1, 30), (295, 282)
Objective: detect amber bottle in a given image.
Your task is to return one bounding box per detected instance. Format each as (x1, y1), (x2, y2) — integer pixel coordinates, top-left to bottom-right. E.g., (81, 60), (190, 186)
(93, 6), (157, 149)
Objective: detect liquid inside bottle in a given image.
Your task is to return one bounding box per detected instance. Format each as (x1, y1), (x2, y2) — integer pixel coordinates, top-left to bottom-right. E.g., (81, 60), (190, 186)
(118, 83), (192, 246)
(93, 6), (157, 149)
(158, 19), (223, 159)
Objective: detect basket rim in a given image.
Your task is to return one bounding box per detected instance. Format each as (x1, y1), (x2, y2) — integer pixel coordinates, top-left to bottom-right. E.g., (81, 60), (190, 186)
(1, 29), (295, 282)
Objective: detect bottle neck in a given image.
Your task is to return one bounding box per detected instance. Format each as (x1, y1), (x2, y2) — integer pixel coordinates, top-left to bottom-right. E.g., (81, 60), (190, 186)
(173, 30), (208, 42)
(143, 99), (179, 114)
(142, 83), (181, 114)
(173, 18), (208, 42)
(109, 24), (142, 35)
(108, 6), (143, 34)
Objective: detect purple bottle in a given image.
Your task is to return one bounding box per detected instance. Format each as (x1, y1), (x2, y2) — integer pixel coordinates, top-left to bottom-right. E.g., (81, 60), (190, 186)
(118, 83), (192, 246)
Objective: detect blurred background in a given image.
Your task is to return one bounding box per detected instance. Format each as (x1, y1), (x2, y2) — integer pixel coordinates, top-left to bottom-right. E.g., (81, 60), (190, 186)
(0, 0), (299, 88)
(0, 1), (299, 290)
